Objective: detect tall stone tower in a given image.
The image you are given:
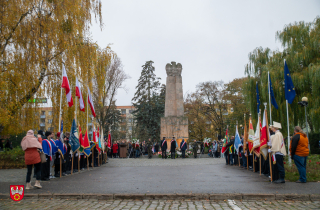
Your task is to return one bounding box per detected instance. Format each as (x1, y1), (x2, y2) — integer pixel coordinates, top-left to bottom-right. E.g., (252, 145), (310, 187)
(161, 62), (188, 146)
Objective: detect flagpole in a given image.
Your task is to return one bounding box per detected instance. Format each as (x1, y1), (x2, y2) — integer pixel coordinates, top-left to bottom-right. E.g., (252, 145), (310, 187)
(87, 93), (88, 131)
(268, 71), (272, 124)
(284, 59), (291, 164)
(286, 99), (291, 163)
(59, 66), (63, 132)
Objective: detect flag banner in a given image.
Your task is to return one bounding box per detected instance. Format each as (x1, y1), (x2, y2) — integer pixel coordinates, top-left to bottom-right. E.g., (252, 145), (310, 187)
(256, 82), (260, 113)
(100, 128), (105, 151)
(269, 74), (278, 109)
(234, 125), (242, 153)
(87, 87), (96, 117)
(70, 120), (80, 153)
(59, 120), (64, 144)
(75, 77), (85, 112)
(260, 109), (269, 160)
(61, 65), (73, 107)
(221, 128), (229, 154)
(107, 131), (111, 149)
(79, 126), (84, 153)
(83, 130), (91, 156)
(98, 128), (102, 153)
(248, 118), (254, 153)
(253, 115), (261, 156)
(284, 61), (296, 104)
(243, 117), (248, 152)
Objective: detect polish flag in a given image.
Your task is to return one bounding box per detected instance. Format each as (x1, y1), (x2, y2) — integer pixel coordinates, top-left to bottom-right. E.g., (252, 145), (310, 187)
(260, 109), (269, 160)
(61, 65), (73, 107)
(87, 87), (96, 117)
(248, 118), (254, 153)
(75, 77), (85, 112)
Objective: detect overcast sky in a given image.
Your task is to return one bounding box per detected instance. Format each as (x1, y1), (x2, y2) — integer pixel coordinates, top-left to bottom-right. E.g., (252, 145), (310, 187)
(90, 0), (320, 106)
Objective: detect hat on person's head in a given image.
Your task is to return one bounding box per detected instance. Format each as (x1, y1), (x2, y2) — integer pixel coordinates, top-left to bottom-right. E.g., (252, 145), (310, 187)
(57, 132), (60, 138)
(273, 121), (282, 129)
(27, 130), (34, 136)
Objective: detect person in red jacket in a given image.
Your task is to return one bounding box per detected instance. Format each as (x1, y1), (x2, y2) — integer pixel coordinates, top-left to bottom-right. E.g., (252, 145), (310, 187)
(112, 141), (118, 158)
(21, 130), (43, 189)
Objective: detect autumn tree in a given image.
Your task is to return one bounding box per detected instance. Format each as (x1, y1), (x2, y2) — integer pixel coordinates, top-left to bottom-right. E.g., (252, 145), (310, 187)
(244, 16), (320, 136)
(0, 0), (103, 134)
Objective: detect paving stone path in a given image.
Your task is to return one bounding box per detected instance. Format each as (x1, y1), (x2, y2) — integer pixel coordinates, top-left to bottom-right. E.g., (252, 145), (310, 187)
(0, 198), (319, 210)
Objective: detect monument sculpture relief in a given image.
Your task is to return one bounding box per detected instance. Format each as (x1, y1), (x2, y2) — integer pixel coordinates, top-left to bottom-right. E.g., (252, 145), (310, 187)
(161, 62), (189, 147)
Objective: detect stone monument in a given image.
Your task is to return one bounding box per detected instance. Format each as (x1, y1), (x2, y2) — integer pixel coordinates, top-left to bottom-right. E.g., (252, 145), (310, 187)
(160, 61), (189, 148)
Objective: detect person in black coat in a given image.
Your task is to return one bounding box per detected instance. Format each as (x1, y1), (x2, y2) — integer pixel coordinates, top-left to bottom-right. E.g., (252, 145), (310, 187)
(170, 137), (176, 159)
(180, 139), (187, 158)
(161, 137), (167, 159)
(226, 136), (235, 166)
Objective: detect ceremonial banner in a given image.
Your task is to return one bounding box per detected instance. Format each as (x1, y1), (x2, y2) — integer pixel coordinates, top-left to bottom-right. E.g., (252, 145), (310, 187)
(83, 130), (91, 156)
(248, 118), (254, 153)
(79, 126), (84, 152)
(234, 125), (242, 153)
(260, 108), (269, 160)
(253, 116), (261, 156)
(61, 65), (73, 107)
(70, 119), (80, 152)
(221, 127), (229, 154)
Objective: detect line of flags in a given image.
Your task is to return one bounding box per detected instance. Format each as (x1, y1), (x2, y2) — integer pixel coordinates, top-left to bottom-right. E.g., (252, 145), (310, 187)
(256, 60), (296, 112)
(61, 64), (96, 117)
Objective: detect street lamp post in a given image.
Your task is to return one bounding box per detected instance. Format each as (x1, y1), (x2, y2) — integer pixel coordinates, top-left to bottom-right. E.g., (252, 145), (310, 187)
(298, 97), (309, 150)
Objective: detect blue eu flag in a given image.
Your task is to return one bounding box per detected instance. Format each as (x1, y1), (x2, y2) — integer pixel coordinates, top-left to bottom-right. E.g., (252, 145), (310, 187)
(284, 61), (296, 104)
(256, 82), (260, 113)
(269, 74), (278, 109)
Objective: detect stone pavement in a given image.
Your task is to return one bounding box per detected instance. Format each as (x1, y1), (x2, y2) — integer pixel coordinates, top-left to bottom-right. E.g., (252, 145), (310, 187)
(0, 198), (319, 210)
(1, 158), (320, 196)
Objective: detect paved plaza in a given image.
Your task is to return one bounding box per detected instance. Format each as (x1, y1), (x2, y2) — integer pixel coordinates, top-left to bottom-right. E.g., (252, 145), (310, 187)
(0, 198), (319, 210)
(1, 158), (320, 196)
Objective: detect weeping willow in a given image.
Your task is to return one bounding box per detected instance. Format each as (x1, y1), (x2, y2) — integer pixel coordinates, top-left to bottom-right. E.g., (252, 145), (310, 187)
(244, 16), (320, 135)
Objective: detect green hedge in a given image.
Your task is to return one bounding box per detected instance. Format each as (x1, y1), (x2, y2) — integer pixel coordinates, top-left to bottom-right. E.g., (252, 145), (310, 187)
(0, 147), (25, 169)
(309, 133), (320, 154)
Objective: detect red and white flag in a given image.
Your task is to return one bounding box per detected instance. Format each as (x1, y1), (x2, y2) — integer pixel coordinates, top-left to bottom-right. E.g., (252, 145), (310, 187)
(61, 65), (73, 107)
(87, 87), (96, 117)
(75, 77), (85, 112)
(260, 109), (269, 160)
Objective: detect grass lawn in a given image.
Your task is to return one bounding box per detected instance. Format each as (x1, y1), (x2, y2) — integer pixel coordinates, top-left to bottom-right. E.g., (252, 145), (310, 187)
(285, 154), (320, 182)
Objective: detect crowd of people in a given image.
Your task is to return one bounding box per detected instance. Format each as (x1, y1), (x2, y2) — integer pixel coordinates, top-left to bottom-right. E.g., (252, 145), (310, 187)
(20, 130), (106, 190)
(223, 122), (310, 184)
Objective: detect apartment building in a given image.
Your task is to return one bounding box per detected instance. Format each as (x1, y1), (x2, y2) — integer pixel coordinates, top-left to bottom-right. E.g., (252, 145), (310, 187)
(116, 105), (135, 140)
(39, 107), (54, 132)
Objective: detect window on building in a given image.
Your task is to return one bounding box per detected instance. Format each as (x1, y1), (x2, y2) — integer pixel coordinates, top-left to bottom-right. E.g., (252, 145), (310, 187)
(40, 126), (45, 131)
(230, 107), (234, 112)
(121, 109), (126, 114)
(41, 119), (45, 123)
(128, 118), (133, 123)
(48, 111), (52, 115)
(48, 119), (53, 124)
(122, 118), (126, 123)
(129, 109), (133, 114)
(41, 111), (45, 115)
(129, 126), (132, 131)
(121, 127), (126, 131)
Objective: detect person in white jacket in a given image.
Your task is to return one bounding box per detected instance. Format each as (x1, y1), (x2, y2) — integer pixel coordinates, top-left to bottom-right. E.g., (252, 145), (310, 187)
(268, 122), (287, 184)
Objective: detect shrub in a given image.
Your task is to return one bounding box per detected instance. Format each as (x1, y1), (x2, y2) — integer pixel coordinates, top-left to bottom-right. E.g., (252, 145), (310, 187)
(0, 147), (25, 169)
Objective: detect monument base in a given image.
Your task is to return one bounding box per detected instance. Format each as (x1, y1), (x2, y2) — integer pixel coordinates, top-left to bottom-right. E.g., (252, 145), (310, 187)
(161, 116), (189, 150)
